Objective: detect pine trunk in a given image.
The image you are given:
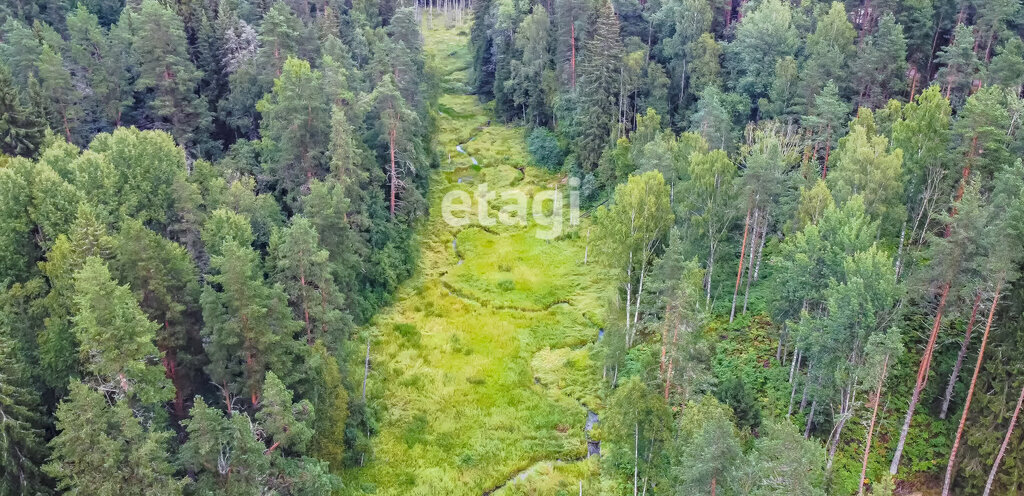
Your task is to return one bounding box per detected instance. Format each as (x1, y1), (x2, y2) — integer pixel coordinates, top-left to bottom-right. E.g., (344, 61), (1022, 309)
(942, 281), (1002, 496)
(742, 210), (761, 314)
(890, 281), (951, 474)
(940, 291), (982, 419)
(730, 207), (751, 322)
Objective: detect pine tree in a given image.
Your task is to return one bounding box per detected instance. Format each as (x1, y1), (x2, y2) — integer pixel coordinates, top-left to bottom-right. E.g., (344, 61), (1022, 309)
(110, 219), (201, 417)
(268, 216), (349, 348)
(262, 2), (304, 70)
(0, 64), (45, 158)
(934, 24), (981, 106)
(132, 0), (211, 150)
(369, 73), (420, 219)
(35, 44), (83, 144)
(988, 37), (1024, 90)
(952, 86), (1013, 184)
(45, 382), (185, 495)
(201, 234), (303, 407)
(256, 57), (331, 206)
(889, 180), (990, 475)
(575, 1), (624, 170)
(801, 81), (850, 176)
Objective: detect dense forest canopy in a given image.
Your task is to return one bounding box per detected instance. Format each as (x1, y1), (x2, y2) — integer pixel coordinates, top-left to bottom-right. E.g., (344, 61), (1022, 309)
(468, 0), (1024, 492)
(2, 0), (1024, 493)
(0, 0), (435, 493)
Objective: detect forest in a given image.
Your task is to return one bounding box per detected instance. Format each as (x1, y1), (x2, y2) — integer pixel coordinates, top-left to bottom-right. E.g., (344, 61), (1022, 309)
(1, 0), (1024, 493)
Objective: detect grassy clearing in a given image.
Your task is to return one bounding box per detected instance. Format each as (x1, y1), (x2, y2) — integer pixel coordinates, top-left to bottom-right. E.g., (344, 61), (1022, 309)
(342, 21), (612, 495)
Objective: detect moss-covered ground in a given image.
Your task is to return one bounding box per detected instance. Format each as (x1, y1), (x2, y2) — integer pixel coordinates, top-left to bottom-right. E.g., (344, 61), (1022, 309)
(343, 19), (613, 495)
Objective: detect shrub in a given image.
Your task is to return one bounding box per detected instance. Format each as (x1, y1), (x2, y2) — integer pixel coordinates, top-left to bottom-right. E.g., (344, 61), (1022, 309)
(393, 323), (421, 345)
(526, 127), (564, 170)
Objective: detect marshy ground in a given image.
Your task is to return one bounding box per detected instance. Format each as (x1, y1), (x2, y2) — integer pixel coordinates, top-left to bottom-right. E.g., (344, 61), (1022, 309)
(343, 19), (613, 495)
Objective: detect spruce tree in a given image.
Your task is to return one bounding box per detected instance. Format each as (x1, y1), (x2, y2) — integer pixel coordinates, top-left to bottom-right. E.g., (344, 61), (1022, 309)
(0, 64), (45, 158)
(66, 5), (133, 131)
(0, 326), (50, 496)
(45, 382), (184, 496)
(179, 397), (269, 495)
(0, 19), (42, 86)
(575, 1), (624, 170)
(71, 257), (172, 404)
(256, 371), (314, 454)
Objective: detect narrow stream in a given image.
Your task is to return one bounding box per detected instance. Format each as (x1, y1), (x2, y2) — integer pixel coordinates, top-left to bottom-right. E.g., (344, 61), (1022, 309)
(481, 410), (599, 495)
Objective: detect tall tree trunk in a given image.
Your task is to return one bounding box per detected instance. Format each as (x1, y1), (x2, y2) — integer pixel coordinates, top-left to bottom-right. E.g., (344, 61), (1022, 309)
(942, 280), (1002, 496)
(742, 210), (761, 314)
(389, 125), (397, 219)
(660, 303), (669, 375)
(665, 319), (681, 400)
(805, 397), (817, 439)
(860, 354), (890, 496)
(570, 23), (576, 89)
(984, 381), (1024, 496)
(894, 221), (907, 282)
(730, 207), (751, 322)
(633, 421), (639, 496)
(890, 281), (951, 475)
(940, 291), (982, 419)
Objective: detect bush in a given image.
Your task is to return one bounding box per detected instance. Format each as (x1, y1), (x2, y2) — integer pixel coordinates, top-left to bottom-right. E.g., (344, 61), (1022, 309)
(526, 127), (564, 170)
(393, 323), (421, 345)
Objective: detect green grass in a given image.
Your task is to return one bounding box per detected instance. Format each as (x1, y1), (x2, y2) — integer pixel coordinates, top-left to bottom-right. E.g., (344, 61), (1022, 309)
(342, 21), (613, 495)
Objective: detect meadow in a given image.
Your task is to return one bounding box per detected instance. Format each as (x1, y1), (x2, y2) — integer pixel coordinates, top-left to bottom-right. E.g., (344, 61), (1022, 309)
(343, 21), (613, 495)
